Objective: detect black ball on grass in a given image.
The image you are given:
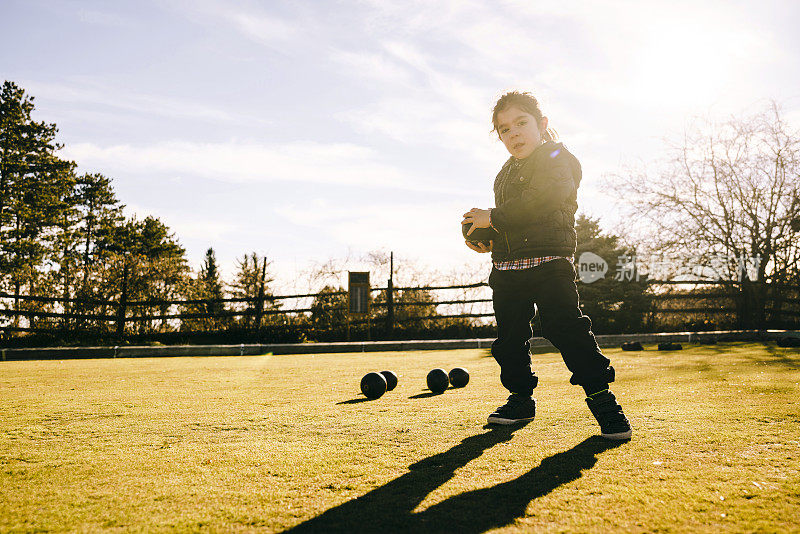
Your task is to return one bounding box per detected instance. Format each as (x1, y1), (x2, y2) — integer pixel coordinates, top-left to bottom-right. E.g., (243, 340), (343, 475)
(426, 368), (450, 394)
(380, 370), (398, 391)
(448, 367), (470, 388)
(360, 372), (387, 399)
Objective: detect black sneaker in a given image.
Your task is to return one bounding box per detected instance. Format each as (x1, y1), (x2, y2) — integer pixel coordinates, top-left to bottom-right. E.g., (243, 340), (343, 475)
(586, 390), (632, 440)
(487, 393), (536, 425)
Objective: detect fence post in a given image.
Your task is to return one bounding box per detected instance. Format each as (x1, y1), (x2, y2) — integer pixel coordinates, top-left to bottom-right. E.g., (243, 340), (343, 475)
(386, 251), (394, 336)
(116, 262), (128, 342)
(255, 259), (266, 333)
(13, 279), (19, 329)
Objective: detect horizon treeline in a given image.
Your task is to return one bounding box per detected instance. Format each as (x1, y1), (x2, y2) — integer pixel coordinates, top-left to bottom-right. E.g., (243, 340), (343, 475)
(0, 81), (278, 324)
(3, 79), (796, 345)
(0, 80), (461, 343)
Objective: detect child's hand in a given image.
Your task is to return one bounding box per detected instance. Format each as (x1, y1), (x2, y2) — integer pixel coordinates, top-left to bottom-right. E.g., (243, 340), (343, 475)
(465, 240), (493, 253)
(461, 208), (491, 236)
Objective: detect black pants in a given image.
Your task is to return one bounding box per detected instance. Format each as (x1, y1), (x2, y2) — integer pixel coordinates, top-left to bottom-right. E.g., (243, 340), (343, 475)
(489, 258), (613, 396)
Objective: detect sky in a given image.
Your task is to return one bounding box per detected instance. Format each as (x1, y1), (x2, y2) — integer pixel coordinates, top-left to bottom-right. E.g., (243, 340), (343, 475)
(2, 0), (799, 292)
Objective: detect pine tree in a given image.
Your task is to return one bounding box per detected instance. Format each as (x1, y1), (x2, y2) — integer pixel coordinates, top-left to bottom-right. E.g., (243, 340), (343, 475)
(231, 252), (280, 329)
(73, 173), (123, 283)
(309, 285), (348, 339)
(179, 247), (227, 332)
(0, 80), (75, 327)
(0, 80), (197, 340)
(199, 248), (224, 310)
(99, 216), (188, 336)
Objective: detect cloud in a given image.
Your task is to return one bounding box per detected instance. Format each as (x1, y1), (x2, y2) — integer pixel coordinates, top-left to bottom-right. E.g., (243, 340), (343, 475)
(319, 0), (797, 219)
(328, 40), (504, 165)
(334, 96), (504, 166)
(275, 198), (478, 263)
(508, 1), (784, 110)
(219, 8), (298, 46)
(122, 202), (239, 242)
(333, 0), (786, 136)
(373, 39), (489, 120)
(329, 49), (414, 86)
(355, 1), (552, 79)
(163, 0), (302, 48)
(77, 9), (136, 28)
(61, 139), (481, 196)
(22, 79), (260, 124)
(322, 8), (570, 165)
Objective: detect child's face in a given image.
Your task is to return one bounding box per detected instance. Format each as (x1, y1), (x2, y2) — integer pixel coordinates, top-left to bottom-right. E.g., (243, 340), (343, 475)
(495, 106), (548, 159)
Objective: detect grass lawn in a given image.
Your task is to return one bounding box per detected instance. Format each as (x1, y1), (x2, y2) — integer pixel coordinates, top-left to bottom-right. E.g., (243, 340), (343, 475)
(1, 342), (799, 532)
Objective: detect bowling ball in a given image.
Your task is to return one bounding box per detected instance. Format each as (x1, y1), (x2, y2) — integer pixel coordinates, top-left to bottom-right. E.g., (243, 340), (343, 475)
(462, 222), (499, 245)
(360, 372), (387, 399)
(380, 370), (398, 391)
(426, 368), (450, 394)
(448, 367), (470, 388)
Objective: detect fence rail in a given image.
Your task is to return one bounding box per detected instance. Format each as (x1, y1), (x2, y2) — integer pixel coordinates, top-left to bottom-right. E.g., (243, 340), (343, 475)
(1, 277), (798, 343)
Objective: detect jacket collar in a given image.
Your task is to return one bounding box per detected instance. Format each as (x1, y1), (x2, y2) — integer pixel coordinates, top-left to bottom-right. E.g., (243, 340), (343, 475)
(511, 140), (562, 164)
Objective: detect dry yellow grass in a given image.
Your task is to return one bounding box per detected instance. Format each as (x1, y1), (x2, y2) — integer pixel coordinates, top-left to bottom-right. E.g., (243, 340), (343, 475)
(1, 342), (799, 532)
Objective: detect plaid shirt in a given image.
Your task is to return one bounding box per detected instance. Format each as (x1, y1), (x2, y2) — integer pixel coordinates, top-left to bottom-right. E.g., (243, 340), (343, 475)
(493, 255), (570, 271)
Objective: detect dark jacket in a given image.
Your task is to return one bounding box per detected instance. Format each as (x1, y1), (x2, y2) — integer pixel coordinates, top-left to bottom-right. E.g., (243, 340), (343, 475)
(489, 141), (582, 261)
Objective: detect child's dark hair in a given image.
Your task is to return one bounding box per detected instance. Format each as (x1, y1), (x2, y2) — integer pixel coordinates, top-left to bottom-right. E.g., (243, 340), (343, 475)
(491, 91), (558, 142)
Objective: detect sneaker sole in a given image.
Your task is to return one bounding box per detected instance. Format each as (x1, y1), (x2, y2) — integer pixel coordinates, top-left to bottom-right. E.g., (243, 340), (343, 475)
(601, 429), (632, 440)
(487, 415), (535, 425)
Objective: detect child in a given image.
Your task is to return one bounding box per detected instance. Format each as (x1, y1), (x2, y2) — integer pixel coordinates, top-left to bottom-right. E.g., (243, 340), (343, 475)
(462, 91), (631, 440)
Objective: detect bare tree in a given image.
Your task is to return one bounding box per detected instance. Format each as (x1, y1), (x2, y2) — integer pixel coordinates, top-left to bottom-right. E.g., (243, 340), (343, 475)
(604, 101), (800, 328)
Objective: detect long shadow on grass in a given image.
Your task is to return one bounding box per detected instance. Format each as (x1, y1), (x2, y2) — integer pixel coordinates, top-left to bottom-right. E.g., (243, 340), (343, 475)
(761, 344), (800, 370)
(336, 398), (373, 405)
(671, 342), (800, 371)
(283, 430), (624, 533)
(408, 391), (445, 399)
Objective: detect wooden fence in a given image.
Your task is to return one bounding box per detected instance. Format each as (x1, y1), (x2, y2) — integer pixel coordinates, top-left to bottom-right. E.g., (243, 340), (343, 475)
(0, 281), (489, 338)
(1, 278), (798, 342)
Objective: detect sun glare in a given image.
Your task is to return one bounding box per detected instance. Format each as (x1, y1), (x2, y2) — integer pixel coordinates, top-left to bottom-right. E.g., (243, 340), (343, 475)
(631, 18), (740, 108)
